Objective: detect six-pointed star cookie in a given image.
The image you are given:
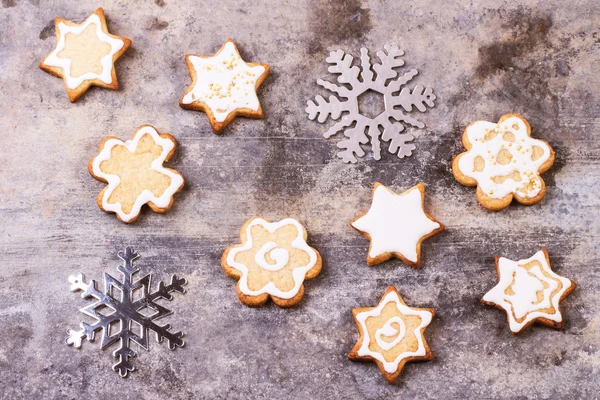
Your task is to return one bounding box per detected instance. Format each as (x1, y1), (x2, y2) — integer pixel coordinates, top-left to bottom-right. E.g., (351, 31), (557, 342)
(482, 249), (576, 335)
(179, 39), (270, 134)
(89, 125), (185, 223)
(351, 183), (444, 267)
(349, 286), (435, 384)
(39, 8), (131, 102)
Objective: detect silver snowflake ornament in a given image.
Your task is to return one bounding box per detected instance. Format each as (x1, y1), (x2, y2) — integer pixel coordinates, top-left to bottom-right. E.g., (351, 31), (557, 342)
(66, 247), (187, 377)
(306, 45), (436, 163)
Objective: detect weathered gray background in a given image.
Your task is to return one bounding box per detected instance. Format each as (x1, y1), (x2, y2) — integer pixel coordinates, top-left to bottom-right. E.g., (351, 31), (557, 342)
(1, 0), (599, 398)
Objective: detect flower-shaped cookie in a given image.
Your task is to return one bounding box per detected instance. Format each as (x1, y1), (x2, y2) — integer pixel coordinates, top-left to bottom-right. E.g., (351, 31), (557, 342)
(89, 125), (184, 223)
(482, 249), (575, 334)
(179, 39), (270, 134)
(39, 8), (131, 102)
(221, 218), (322, 307)
(452, 114), (555, 210)
(349, 286), (435, 384)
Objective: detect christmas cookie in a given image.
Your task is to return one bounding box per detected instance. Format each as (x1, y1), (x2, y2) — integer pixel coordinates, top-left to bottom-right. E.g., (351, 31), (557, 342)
(452, 114), (555, 210)
(179, 39), (270, 134)
(89, 125), (184, 223)
(39, 8), (131, 102)
(482, 249), (576, 334)
(221, 218), (321, 307)
(349, 286), (435, 384)
(351, 183), (444, 267)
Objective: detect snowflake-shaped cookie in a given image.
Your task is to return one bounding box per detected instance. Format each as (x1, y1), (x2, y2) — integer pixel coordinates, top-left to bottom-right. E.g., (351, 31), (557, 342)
(351, 183), (444, 267)
(89, 125), (184, 223)
(306, 45), (436, 163)
(67, 247), (186, 377)
(482, 249), (575, 334)
(179, 39), (270, 134)
(221, 218), (322, 307)
(452, 114), (555, 210)
(39, 8), (131, 102)
(349, 286), (435, 384)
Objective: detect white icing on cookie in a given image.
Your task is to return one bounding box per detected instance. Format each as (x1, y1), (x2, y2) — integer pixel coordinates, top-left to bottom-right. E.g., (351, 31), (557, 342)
(457, 116), (552, 199)
(351, 184), (441, 263)
(482, 250), (572, 333)
(356, 290), (433, 374)
(181, 41), (266, 122)
(43, 13), (125, 90)
(91, 126), (184, 223)
(226, 218), (318, 299)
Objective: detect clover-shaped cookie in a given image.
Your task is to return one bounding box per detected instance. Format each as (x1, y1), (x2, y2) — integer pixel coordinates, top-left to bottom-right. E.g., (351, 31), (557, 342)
(221, 218), (322, 307)
(89, 125), (184, 223)
(452, 114), (555, 210)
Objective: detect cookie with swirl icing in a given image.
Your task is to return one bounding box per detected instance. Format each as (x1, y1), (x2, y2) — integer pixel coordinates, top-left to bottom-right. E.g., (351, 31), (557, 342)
(452, 114), (555, 210)
(221, 218), (322, 307)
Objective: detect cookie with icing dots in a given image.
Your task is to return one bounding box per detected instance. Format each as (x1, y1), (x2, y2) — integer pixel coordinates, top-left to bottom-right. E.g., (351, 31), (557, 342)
(221, 218), (322, 307)
(179, 39), (270, 134)
(89, 125), (185, 223)
(349, 286), (435, 384)
(351, 183), (444, 268)
(39, 8), (131, 102)
(482, 249), (576, 335)
(452, 113), (555, 210)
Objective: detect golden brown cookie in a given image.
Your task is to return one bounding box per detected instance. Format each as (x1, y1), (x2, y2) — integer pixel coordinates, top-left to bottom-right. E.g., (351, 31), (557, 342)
(482, 248), (576, 335)
(39, 8), (131, 102)
(179, 39), (270, 134)
(351, 183), (444, 268)
(452, 113), (555, 210)
(89, 124), (184, 223)
(349, 286), (435, 384)
(221, 217), (322, 307)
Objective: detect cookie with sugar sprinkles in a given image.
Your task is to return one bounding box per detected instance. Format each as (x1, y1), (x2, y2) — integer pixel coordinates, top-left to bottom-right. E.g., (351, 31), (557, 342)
(179, 39), (270, 134)
(452, 113), (555, 210)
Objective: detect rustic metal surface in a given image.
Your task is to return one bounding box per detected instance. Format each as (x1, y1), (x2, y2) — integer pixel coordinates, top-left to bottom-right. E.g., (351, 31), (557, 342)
(0, 0), (599, 398)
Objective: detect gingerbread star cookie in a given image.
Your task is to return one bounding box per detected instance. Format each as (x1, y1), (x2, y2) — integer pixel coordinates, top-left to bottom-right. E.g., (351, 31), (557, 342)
(351, 183), (444, 267)
(452, 113), (555, 210)
(349, 286), (435, 384)
(39, 8), (131, 102)
(89, 125), (184, 223)
(482, 249), (576, 335)
(221, 218), (322, 307)
(179, 39), (270, 134)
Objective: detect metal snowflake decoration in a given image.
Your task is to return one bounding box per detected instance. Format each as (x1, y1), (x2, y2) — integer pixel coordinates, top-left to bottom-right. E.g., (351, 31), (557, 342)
(306, 45), (436, 163)
(66, 247), (187, 377)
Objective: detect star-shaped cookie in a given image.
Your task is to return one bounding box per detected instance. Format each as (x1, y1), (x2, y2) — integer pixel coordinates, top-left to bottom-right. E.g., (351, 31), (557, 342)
(482, 249), (576, 334)
(179, 39), (270, 134)
(39, 8), (131, 102)
(351, 183), (444, 267)
(349, 286), (435, 384)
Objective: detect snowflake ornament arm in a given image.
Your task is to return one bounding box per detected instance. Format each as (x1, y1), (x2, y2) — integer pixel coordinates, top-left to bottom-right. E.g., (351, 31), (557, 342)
(66, 247), (186, 377)
(306, 45), (436, 163)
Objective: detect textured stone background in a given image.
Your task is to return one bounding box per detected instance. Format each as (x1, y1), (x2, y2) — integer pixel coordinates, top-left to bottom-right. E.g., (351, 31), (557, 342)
(1, 0), (599, 398)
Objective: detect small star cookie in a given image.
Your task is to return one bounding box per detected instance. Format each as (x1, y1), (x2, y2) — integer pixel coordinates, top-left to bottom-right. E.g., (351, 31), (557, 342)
(179, 39), (270, 134)
(452, 113), (555, 210)
(39, 8), (131, 102)
(482, 249), (576, 335)
(351, 183), (444, 267)
(349, 286), (435, 384)
(221, 218), (322, 307)
(89, 125), (185, 223)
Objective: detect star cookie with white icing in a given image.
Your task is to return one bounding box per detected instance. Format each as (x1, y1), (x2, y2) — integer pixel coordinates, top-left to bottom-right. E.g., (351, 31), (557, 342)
(221, 218), (322, 307)
(349, 286), (435, 384)
(351, 183), (444, 267)
(89, 125), (185, 223)
(482, 249), (576, 335)
(179, 39), (270, 134)
(452, 113), (555, 210)
(39, 8), (131, 102)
